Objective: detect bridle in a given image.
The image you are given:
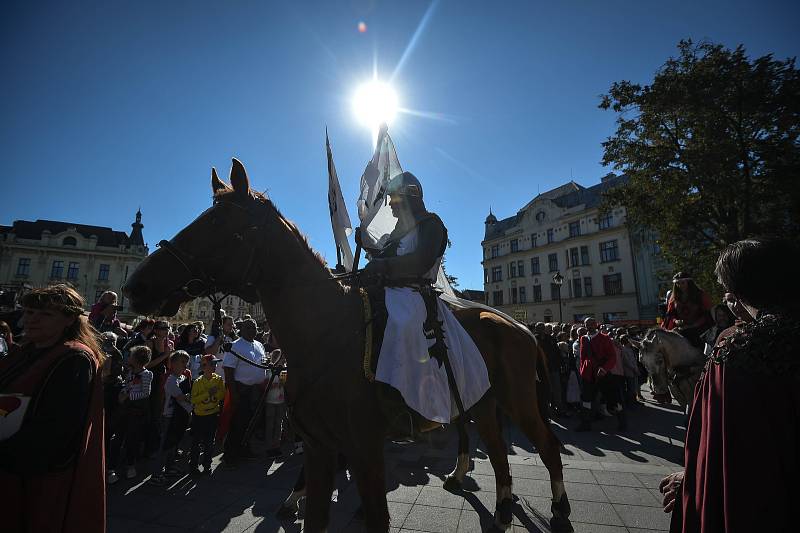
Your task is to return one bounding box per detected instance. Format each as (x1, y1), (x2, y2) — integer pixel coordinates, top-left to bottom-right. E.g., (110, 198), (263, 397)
(156, 195), (272, 306)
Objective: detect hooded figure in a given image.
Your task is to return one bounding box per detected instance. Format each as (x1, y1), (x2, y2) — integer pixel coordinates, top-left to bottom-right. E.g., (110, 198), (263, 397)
(360, 171), (490, 435)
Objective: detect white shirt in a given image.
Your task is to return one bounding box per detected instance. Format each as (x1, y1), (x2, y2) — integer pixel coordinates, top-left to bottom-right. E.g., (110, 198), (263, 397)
(223, 337), (267, 386)
(201, 333), (234, 380)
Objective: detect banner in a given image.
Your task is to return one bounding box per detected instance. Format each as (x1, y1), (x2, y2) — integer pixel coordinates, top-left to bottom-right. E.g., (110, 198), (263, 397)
(326, 130), (355, 271)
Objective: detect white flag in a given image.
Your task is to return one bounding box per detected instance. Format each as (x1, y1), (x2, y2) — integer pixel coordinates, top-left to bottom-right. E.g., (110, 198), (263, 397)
(356, 124), (404, 250)
(326, 131), (354, 271)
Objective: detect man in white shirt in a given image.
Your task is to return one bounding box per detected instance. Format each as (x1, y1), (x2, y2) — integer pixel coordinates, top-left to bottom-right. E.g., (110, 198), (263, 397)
(200, 315), (237, 380)
(221, 319), (266, 466)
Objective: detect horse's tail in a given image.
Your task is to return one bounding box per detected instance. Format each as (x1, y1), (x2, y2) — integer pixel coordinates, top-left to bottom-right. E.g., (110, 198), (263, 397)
(536, 341), (552, 423)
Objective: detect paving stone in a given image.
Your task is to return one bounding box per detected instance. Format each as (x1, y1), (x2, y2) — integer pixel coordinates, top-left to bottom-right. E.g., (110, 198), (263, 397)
(561, 468), (599, 484)
(570, 523), (630, 533)
(387, 484), (423, 504)
(614, 503), (672, 530)
(636, 472), (669, 490)
(601, 485), (661, 507)
(388, 502), (414, 529)
(401, 505), (461, 533)
(592, 470), (645, 487)
(417, 486), (467, 509)
(522, 496), (623, 526)
(510, 464), (551, 480)
(456, 509), (496, 532)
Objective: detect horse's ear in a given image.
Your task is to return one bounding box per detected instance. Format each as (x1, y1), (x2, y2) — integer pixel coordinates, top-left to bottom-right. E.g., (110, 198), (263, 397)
(211, 167), (230, 194)
(230, 158), (250, 197)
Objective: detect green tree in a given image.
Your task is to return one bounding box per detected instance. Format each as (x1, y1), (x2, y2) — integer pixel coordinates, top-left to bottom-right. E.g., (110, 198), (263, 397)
(600, 40), (800, 294)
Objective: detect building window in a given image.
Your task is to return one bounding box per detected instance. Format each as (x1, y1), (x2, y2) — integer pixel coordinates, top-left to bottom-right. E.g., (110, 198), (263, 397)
(603, 273), (623, 295)
(491, 245), (499, 258)
(493, 291), (504, 306)
(95, 289), (105, 302)
(98, 264), (110, 281)
(66, 262), (79, 280)
(510, 239), (519, 252)
(50, 260), (64, 279)
(599, 213), (613, 230)
(531, 257), (540, 274)
(530, 234), (538, 248)
(569, 221), (580, 237)
(543, 312), (553, 322)
(16, 258), (31, 277)
(548, 253), (558, 272)
(509, 262), (517, 278)
(547, 228), (554, 244)
(484, 269), (489, 284)
(572, 277), (582, 298)
(533, 285), (542, 303)
(569, 247), (579, 268)
(603, 311), (628, 323)
(62, 236), (77, 246)
(584, 277), (593, 297)
(600, 240), (619, 262)
(517, 260), (525, 277)
(580, 245), (590, 265)
(491, 266), (503, 282)
(519, 286), (527, 303)
(550, 283), (561, 301)
(510, 287), (518, 304)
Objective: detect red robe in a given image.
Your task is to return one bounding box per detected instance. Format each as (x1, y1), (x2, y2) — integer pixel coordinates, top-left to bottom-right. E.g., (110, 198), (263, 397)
(673, 323), (800, 532)
(0, 341), (106, 533)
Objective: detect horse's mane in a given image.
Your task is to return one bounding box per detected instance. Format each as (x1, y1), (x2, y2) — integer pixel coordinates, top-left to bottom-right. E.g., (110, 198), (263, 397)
(214, 189), (329, 269)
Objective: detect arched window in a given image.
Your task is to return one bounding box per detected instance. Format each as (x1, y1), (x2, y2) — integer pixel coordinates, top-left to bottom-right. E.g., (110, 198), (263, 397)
(62, 236), (77, 246)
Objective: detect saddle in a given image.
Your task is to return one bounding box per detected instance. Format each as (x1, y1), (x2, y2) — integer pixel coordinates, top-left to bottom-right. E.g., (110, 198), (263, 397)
(358, 283), (453, 441)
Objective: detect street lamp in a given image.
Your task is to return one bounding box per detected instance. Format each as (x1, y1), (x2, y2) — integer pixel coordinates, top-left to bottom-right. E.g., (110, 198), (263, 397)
(552, 271), (564, 323)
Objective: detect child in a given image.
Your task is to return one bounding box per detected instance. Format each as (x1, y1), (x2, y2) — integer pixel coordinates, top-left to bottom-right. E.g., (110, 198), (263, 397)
(149, 350), (192, 486)
(115, 346), (153, 480)
(189, 354), (224, 474)
(264, 349), (287, 459)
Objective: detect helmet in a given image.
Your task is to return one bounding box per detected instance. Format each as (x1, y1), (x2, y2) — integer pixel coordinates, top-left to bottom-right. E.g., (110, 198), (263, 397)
(386, 171), (423, 199)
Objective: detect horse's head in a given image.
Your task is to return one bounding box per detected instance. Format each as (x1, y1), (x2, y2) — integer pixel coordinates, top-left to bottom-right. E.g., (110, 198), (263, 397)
(633, 329), (671, 396)
(123, 159), (267, 316)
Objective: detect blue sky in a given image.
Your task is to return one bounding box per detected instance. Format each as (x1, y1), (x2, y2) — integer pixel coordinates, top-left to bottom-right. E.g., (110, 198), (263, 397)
(2, 0), (797, 289)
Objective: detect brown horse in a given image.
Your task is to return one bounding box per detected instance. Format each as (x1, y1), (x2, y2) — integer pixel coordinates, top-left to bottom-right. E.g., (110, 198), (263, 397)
(122, 159), (572, 532)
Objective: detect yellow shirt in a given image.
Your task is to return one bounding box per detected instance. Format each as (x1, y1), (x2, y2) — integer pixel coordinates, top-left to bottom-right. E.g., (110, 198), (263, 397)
(191, 373), (224, 416)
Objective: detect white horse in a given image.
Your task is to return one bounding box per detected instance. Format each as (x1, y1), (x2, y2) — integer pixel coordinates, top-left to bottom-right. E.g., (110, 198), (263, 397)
(632, 329), (705, 411)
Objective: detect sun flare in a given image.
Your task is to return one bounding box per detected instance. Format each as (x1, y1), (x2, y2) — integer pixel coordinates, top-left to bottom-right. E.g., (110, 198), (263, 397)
(352, 80), (399, 131)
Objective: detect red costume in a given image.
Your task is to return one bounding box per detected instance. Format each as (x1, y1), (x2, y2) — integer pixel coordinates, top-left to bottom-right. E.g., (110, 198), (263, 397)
(0, 341), (106, 533)
(579, 332), (617, 383)
(672, 315), (799, 532)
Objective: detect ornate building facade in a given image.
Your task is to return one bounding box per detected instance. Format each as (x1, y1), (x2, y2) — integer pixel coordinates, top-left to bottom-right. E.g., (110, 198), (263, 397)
(0, 211), (149, 321)
(481, 174), (670, 325)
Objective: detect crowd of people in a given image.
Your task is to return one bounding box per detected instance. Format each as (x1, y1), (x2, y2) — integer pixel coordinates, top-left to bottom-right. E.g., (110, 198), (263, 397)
(0, 235), (796, 533)
(0, 285), (296, 532)
(96, 303), (295, 487)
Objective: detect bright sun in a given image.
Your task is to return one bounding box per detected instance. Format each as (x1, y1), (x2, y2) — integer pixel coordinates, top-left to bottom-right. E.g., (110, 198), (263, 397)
(352, 80), (398, 130)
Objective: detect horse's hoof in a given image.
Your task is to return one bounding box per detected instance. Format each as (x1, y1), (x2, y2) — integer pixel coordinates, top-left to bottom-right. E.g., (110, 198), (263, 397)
(275, 506), (297, 521)
(549, 515), (574, 533)
(551, 492), (571, 518)
(443, 475), (462, 492)
(494, 497), (513, 530)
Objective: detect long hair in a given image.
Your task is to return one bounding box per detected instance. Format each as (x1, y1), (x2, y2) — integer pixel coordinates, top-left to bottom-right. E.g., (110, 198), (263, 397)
(20, 284), (104, 366)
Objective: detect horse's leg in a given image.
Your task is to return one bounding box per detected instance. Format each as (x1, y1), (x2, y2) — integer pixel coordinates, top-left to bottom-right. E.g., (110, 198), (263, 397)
(348, 445), (390, 533)
(471, 395), (514, 530)
(277, 463), (307, 519)
(515, 410), (573, 532)
(303, 446), (337, 533)
(443, 418), (471, 491)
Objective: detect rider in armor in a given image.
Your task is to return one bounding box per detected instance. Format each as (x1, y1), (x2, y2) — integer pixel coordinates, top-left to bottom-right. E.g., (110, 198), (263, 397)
(359, 171), (489, 438)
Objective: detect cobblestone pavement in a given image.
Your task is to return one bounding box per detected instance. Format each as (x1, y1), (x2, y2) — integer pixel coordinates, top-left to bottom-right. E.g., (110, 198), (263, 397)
(108, 391), (685, 532)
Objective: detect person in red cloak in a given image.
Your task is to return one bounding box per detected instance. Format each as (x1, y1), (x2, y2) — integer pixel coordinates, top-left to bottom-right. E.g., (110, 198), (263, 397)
(663, 272), (713, 348)
(660, 237), (800, 532)
(0, 284), (106, 533)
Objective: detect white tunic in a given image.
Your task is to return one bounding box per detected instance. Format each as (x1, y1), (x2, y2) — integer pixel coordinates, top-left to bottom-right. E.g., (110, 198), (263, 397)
(375, 228), (491, 423)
